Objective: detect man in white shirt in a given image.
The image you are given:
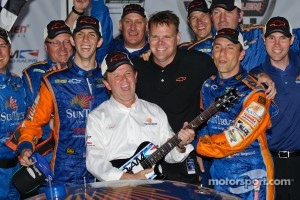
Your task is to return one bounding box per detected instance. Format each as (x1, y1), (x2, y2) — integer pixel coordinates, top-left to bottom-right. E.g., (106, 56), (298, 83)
(86, 51), (195, 181)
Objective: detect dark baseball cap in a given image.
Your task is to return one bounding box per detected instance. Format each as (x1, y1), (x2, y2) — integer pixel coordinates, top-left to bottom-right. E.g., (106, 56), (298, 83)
(121, 4), (146, 18)
(0, 27), (11, 44)
(12, 153), (53, 194)
(264, 16), (292, 37)
(73, 16), (102, 37)
(101, 52), (134, 75)
(44, 20), (72, 40)
(214, 28), (245, 47)
(210, 0), (241, 11)
(188, 0), (210, 16)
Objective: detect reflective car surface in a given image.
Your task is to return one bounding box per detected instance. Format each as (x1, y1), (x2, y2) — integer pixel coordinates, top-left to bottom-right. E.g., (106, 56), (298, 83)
(27, 180), (241, 200)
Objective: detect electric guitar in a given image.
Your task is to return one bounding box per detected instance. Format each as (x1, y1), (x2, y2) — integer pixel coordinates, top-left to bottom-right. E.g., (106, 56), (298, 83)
(111, 88), (239, 179)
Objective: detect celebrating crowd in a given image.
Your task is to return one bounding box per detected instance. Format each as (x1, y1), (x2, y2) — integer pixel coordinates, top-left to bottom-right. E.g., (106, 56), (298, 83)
(0, 0), (300, 199)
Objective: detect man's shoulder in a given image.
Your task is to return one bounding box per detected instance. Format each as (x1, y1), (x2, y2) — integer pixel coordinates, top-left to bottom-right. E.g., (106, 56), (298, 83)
(22, 61), (49, 74)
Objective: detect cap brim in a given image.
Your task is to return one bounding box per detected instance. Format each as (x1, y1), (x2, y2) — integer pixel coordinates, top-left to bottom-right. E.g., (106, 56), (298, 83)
(214, 35), (239, 44)
(106, 61), (134, 73)
(210, 4), (236, 11)
(264, 29), (292, 37)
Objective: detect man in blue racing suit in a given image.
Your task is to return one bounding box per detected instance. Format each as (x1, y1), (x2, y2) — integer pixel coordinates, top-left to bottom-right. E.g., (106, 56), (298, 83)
(0, 28), (26, 199)
(17, 16), (109, 187)
(196, 28), (278, 199)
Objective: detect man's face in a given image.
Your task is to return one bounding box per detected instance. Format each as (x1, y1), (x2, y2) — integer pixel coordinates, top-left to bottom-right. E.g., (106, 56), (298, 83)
(71, 29), (102, 61)
(211, 7), (242, 31)
(104, 64), (137, 107)
(212, 37), (245, 79)
(0, 38), (10, 74)
(264, 32), (294, 64)
(149, 23), (180, 67)
(119, 13), (148, 49)
(45, 33), (73, 63)
(188, 11), (212, 41)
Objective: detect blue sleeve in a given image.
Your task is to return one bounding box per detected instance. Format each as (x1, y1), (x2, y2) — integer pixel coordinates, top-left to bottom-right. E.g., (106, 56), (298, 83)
(91, 0), (113, 63)
(291, 28), (300, 53)
(22, 71), (33, 113)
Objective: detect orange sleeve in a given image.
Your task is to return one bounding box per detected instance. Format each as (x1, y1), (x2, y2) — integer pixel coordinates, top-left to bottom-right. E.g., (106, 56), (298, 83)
(196, 91), (272, 158)
(19, 81), (54, 150)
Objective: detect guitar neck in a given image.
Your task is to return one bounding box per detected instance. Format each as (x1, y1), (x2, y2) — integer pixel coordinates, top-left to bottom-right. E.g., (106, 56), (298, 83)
(142, 102), (219, 168)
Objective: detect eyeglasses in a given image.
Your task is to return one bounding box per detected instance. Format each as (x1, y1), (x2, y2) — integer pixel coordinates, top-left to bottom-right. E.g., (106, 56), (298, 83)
(45, 39), (71, 47)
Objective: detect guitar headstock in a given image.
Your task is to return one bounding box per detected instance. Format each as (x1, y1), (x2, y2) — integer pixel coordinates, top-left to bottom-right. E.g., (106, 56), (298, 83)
(214, 88), (239, 112)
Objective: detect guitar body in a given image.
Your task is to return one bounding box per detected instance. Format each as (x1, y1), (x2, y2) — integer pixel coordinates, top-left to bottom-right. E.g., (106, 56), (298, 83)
(111, 141), (166, 180)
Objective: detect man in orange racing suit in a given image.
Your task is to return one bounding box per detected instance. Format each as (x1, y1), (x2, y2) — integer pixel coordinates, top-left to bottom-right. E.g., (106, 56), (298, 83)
(196, 28), (278, 200)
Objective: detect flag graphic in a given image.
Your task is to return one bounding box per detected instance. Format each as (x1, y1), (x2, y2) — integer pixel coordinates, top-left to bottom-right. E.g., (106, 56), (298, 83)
(0, 0), (28, 31)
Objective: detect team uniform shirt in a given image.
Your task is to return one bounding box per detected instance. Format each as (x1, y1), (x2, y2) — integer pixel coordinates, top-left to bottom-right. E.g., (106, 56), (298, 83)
(259, 53), (300, 151)
(180, 25), (300, 72)
(22, 58), (61, 160)
(197, 68), (278, 200)
(134, 48), (217, 184)
(91, 0), (149, 62)
(0, 71), (26, 199)
(86, 96), (193, 181)
(89, 0), (113, 63)
(18, 57), (109, 186)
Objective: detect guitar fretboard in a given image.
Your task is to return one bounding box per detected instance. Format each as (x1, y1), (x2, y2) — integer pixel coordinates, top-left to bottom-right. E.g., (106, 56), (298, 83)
(141, 98), (223, 169)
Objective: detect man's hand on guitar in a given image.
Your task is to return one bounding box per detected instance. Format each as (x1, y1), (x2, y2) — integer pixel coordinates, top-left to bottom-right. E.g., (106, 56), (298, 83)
(120, 168), (153, 180)
(177, 122), (195, 152)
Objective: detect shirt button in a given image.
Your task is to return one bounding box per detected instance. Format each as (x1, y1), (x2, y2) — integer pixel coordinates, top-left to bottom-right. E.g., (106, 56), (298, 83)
(285, 82), (287, 84)
(161, 79), (164, 82)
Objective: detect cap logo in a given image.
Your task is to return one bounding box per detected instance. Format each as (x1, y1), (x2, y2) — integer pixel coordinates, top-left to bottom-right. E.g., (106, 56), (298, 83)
(269, 19), (286, 27)
(80, 17), (97, 25)
(190, 1), (204, 9)
(124, 4), (143, 11)
(50, 22), (67, 30)
(110, 54), (127, 63)
(218, 28), (237, 35)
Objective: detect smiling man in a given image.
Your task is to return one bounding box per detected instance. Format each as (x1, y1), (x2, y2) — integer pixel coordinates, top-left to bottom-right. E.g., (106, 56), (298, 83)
(17, 16), (109, 188)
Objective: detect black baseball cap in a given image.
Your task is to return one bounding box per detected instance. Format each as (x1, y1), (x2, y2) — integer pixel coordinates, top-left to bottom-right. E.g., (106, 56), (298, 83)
(73, 16), (102, 37)
(44, 20), (72, 40)
(0, 27), (11, 44)
(188, 0), (210, 16)
(101, 52), (134, 75)
(214, 28), (245, 47)
(210, 0), (241, 11)
(121, 4), (146, 18)
(264, 16), (292, 37)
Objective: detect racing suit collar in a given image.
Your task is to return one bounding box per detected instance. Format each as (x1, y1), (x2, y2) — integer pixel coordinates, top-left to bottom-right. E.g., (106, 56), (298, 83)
(215, 66), (247, 86)
(0, 69), (11, 83)
(69, 56), (99, 77)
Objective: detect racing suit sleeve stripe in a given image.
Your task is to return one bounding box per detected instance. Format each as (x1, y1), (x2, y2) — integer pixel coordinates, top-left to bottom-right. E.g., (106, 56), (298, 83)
(19, 81), (54, 150)
(196, 91), (272, 158)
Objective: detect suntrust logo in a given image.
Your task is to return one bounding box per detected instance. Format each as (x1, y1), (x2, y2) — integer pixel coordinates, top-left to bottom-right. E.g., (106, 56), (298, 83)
(208, 169), (292, 194)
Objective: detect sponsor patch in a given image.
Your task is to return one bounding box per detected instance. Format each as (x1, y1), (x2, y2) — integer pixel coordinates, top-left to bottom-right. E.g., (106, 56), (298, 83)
(257, 96), (266, 105)
(244, 102), (265, 120)
(54, 79), (67, 84)
(224, 126), (243, 147)
(241, 111), (258, 127)
(66, 147), (75, 155)
(235, 119), (253, 138)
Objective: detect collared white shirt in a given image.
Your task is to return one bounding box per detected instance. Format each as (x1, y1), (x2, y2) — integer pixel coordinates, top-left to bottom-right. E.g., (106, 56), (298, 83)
(86, 95), (193, 181)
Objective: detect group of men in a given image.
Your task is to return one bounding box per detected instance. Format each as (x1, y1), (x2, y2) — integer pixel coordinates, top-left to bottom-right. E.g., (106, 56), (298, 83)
(0, 0), (299, 200)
